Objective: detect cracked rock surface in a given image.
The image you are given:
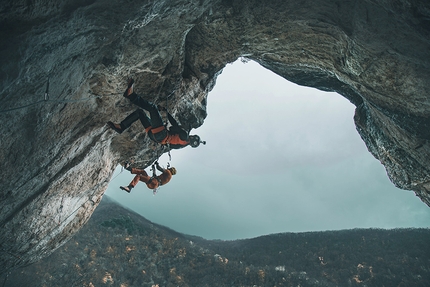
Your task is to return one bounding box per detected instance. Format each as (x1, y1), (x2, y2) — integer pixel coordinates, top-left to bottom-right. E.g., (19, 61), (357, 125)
(1, 0), (429, 272)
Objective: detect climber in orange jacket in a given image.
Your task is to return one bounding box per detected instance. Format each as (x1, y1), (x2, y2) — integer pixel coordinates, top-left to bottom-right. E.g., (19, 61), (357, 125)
(107, 79), (205, 149)
(120, 161), (176, 193)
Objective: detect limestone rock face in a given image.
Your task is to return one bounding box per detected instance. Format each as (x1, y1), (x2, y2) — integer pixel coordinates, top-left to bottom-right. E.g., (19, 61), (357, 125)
(0, 0), (429, 272)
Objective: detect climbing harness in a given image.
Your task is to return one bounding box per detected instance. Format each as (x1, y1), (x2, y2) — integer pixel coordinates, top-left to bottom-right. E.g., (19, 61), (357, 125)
(150, 142), (172, 170)
(149, 163), (161, 195)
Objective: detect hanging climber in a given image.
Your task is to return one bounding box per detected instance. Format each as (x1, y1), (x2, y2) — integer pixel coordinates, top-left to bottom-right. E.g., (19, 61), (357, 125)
(107, 79), (206, 149)
(120, 161), (176, 193)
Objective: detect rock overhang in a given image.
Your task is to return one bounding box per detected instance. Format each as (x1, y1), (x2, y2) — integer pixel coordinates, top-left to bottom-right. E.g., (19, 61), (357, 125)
(0, 0), (429, 272)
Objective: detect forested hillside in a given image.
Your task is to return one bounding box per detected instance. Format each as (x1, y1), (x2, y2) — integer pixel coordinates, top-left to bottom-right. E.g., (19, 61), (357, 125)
(2, 197), (429, 287)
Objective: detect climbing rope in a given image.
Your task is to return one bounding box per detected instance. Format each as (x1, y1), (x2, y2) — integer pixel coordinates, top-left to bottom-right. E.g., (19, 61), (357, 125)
(44, 78), (50, 100)
(1, 76), (180, 125)
(110, 165), (127, 181)
(0, 248), (20, 260)
(0, 78), (110, 114)
(156, 78), (182, 167)
(0, 94), (104, 113)
(1, 271), (10, 287)
(28, 186), (102, 259)
(108, 158), (137, 186)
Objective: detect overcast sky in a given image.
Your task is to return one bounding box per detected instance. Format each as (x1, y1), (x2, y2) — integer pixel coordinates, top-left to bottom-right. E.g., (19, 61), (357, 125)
(105, 60), (430, 240)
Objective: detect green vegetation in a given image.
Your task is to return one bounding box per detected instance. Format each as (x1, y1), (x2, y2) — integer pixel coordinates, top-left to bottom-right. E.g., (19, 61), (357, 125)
(100, 215), (137, 234)
(2, 200), (429, 287)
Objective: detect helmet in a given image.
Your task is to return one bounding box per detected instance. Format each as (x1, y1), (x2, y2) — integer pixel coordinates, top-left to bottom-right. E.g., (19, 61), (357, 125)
(169, 167), (177, 175)
(189, 135), (201, 148)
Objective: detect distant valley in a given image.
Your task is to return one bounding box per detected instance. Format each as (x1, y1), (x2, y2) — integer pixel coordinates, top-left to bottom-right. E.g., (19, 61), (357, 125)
(2, 196), (429, 287)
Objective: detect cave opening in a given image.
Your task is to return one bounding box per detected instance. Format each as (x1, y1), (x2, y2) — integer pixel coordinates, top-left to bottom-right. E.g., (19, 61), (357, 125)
(104, 60), (430, 240)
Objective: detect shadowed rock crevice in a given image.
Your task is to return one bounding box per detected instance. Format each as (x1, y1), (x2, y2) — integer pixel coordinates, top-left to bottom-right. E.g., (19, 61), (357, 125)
(0, 0), (429, 272)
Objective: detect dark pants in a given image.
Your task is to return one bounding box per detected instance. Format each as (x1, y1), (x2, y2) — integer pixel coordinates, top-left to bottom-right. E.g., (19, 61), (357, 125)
(120, 93), (167, 142)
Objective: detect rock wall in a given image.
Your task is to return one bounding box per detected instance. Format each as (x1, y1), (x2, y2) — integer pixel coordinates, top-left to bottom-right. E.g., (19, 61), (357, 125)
(1, 0), (429, 272)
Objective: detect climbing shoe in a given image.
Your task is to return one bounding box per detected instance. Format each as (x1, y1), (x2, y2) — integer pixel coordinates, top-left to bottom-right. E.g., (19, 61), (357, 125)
(120, 186), (132, 193)
(123, 78), (134, 97)
(122, 161), (132, 171)
(107, 121), (123, 134)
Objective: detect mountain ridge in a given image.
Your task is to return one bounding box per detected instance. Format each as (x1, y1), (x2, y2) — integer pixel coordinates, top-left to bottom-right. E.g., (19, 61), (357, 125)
(2, 196), (429, 287)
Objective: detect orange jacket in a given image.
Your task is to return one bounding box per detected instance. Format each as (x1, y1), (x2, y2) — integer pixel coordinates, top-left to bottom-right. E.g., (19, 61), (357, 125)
(155, 169), (173, 185)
